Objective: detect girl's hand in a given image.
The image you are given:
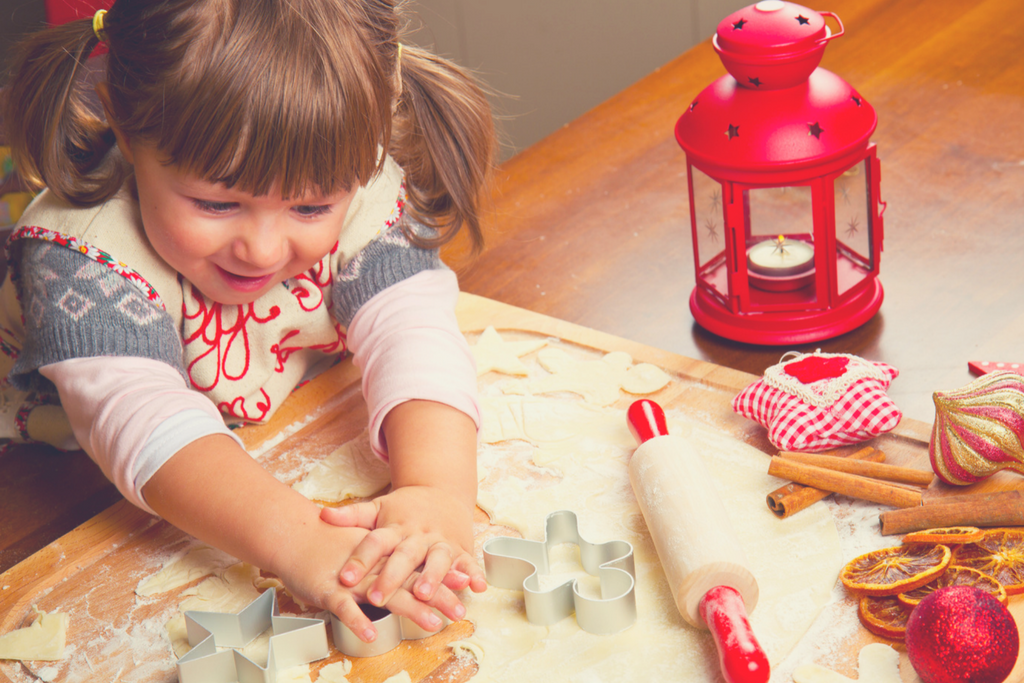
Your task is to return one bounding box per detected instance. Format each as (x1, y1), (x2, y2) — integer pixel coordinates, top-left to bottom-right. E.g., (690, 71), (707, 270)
(319, 485), (486, 611)
(270, 517), (466, 643)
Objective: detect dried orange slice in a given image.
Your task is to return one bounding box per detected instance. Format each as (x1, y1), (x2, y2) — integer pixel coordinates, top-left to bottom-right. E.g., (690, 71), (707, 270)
(897, 565), (1007, 607)
(858, 595), (913, 640)
(902, 526), (983, 545)
(951, 528), (1024, 595)
(840, 544), (951, 596)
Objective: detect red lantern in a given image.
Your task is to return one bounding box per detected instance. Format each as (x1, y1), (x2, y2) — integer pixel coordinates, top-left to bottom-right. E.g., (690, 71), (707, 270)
(676, 0), (885, 345)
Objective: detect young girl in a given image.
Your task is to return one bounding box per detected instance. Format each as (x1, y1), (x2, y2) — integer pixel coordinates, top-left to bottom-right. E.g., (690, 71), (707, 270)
(1, 0), (495, 645)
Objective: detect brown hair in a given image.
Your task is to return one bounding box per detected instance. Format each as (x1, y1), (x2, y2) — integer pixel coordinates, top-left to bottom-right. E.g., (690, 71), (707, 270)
(3, 0), (495, 252)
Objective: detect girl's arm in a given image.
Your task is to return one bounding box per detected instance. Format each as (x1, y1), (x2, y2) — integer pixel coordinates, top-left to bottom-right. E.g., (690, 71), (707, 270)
(321, 268), (486, 607)
(40, 356), (464, 642)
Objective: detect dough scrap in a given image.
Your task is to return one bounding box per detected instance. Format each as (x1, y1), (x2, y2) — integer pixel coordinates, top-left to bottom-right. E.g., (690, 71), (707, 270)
(382, 671), (412, 683)
(0, 608), (68, 662)
(136, 544), (238, 597)
(291, 431), (389, 503)
(165, 562), (263, 658)
(793, 643), (903, 683)
(471, 327), (547, 376)
(449, 639), (484, 663)
(317, 659), (353, 682)
(529, 348), (670, 405)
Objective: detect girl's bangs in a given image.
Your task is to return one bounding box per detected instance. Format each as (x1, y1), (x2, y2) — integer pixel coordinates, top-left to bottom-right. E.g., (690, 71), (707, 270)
(141, 4), (390, 199)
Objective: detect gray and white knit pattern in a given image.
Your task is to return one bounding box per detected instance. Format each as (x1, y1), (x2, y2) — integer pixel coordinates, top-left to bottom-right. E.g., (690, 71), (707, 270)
(331, 216), (446, 327)
(10, 239), (186, 392)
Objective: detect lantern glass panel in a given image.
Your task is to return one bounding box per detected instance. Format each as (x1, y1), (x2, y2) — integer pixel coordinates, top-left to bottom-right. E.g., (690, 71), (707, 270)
(834, 160), (873, 297)
(690, 166), (729, 302)
(743, 186), (817, 301)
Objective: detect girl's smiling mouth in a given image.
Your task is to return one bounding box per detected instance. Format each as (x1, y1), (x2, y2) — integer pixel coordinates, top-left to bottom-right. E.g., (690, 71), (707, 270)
(216, 266), (276, 293)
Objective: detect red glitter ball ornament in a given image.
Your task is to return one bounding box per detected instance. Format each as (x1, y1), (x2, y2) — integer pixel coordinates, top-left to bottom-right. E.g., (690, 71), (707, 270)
(906, 585), (1019, 683)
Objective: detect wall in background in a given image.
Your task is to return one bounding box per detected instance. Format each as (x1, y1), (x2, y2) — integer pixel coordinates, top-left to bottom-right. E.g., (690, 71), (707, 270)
(404, 0), (750, 158)
(0, 0), (47, 81)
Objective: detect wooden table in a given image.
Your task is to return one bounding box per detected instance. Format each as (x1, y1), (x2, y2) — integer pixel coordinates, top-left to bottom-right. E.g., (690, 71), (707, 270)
(1, 0), (1022, 622)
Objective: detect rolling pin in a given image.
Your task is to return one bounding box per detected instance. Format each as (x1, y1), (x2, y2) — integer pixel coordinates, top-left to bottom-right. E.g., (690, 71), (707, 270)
(627, 399), (769, 683)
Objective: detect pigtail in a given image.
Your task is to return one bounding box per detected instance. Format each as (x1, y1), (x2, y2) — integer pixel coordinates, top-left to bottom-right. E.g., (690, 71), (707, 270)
(3, 18), (126, 206)
(390, 44), (496, 255)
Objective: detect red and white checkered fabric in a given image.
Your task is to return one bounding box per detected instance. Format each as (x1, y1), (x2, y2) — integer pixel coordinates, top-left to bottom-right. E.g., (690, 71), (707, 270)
(732, 352), (902, 452)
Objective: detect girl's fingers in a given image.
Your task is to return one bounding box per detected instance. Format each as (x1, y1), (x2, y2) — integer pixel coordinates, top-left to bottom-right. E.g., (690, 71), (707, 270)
(387, 580), (466, 629)
(441, 568), (471, 592)
(327, 593), (378, 644)
(320, 501), (380, 530)
(452, 553), (488, 593)
(421, 581), (467, 623)
(339, 527), (401, 587)
(366, 538), (433, 606)
(412, 543), (457, 601)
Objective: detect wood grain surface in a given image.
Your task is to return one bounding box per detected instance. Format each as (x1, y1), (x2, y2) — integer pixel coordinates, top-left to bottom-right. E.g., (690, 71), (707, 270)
(1, 294), (1023, 683)
(1, 0), (1023, 678)
(3, 0), (1023, 583)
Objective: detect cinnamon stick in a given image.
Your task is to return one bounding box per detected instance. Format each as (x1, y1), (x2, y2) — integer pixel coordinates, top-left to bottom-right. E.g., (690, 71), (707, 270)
(768, 457), (923, 509)
(879, 489), (1024, 535)
(766, 446), (884, 519)
(778, 451), (934, 487)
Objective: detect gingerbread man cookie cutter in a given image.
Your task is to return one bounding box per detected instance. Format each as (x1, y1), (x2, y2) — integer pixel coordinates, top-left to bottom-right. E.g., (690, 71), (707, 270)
(482, 509), (637, 635)
(177, 589), (329, 683)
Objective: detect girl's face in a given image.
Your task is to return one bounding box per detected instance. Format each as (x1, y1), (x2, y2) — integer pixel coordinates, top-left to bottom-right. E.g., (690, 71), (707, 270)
(130, 143), (355, 306)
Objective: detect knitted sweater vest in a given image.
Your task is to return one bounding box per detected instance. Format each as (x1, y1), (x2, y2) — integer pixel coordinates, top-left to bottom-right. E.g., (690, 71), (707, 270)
(0, 156), (405, 444)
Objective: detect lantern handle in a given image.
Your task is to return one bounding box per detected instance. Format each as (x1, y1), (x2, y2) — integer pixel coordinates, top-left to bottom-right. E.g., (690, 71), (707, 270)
(818, 12), (845, 44)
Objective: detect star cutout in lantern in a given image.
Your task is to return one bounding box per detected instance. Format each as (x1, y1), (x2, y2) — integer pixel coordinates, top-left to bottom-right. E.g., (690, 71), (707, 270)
(177, 589), (329, 683)
(808, 122), (824, 139)
(471, 326), (547, 376)
(733, 18), (747, 29)
(748, 77), (762, 87)
(726, 124), (740, 139)
(796, 14), (810, 25)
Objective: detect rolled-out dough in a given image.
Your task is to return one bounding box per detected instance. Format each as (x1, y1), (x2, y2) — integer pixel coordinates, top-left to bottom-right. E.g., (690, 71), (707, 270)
(139, 338), (844, 682)
(793, 643), (904, 683)
(0, 608), (68, 662)
(529, 348), (670, 405)
(286, 340), (845, 682)
(471, 327), (548, 376)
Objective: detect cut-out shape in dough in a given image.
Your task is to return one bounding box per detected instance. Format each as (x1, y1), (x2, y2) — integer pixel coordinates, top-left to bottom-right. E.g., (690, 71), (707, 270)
(793, 643), (902, 683)
(0, 608), (68, 662)
(529, 348), (670, 405)
(291, 431), (389, 503)
(471, 327), (547, 376)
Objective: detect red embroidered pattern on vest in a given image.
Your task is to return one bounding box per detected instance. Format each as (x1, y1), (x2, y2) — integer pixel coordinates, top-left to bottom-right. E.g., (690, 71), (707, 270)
(182, 290), (281, 390)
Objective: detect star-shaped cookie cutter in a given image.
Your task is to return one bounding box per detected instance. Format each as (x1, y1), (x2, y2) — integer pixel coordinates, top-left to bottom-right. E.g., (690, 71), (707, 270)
(482, 509), (637, 635)
(177, 589), (329, 683)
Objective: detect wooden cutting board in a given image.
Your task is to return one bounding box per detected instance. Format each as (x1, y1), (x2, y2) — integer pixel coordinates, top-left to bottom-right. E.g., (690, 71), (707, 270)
(0, 293), (1021, 683)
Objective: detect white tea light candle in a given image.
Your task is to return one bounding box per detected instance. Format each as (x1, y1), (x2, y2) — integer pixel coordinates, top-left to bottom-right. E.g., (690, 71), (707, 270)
(747, 235), (814, 277)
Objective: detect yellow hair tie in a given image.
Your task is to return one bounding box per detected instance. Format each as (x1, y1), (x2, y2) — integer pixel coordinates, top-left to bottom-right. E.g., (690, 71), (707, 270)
(397, 42), (403, 61)
(92, 9), (108, 42)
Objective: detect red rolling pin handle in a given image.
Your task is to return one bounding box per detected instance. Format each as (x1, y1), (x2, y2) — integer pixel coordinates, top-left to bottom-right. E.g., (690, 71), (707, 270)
(626, 398), (669, 443)
(626, 400), (770, 683)
(699, 586), (771, 683)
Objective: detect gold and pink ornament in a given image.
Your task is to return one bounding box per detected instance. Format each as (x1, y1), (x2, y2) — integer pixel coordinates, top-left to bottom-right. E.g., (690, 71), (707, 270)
(930, 370), (1024, 486)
